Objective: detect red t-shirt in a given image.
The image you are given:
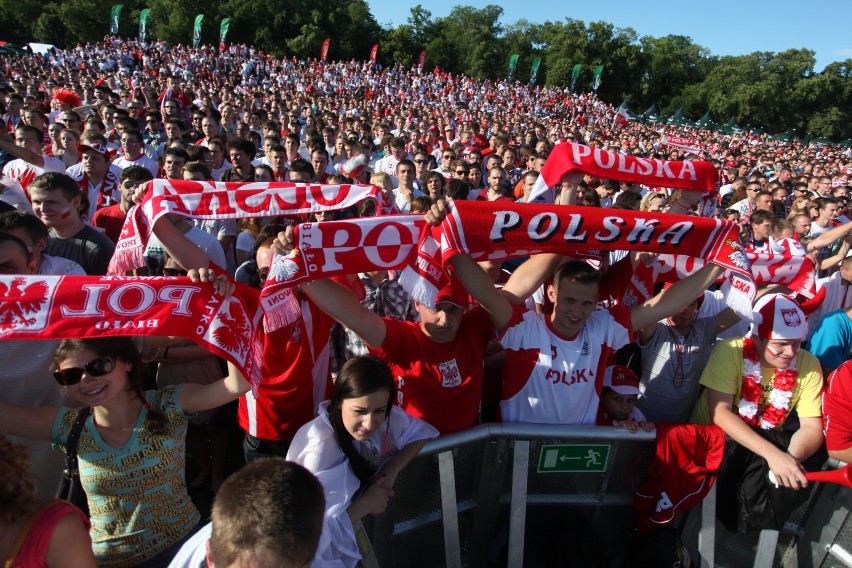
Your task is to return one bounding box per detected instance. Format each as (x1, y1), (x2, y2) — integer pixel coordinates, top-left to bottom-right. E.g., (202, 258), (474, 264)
(369, 306), (494, 434)
(238, 295), (336, 441)
(91, 204), (127, 244)
(824, 361), (852, 453)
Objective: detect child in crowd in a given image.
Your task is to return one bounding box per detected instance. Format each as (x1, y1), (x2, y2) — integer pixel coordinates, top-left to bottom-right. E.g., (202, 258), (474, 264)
(597, 365), (655, 433)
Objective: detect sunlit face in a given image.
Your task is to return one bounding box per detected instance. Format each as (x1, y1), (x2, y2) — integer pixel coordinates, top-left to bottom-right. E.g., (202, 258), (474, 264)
(81, 150), (108, 179)
(311, 152), (328, 178)
(340, 389), (391, 441)
(751, 220), (772, 241)
(120, 134), (143, 159)
(58, 131), (79, 151)
(467, 168), (481, 187)
(755, 195), (773, 211)
(753, 337), (801, 370)
(793, 215), (811, 235)
(201, 118), (219, 138)
(821, 203), (839, 221)
(163, 155), (186, 179)
(229, 149), (251, 170)
(547, 278), (599, 338)
(602, 390), (638, 421)
(57, 349), (131, 407)
(487, 169), (506, 193)
(396, 164), (415, 187)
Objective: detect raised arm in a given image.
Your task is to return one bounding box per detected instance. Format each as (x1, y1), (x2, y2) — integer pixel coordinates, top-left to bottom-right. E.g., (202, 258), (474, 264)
(806, 220), (852, 253)
(179, 360), (250, 414)
(630, 263), (725, 332)
(152, 215), (212, 271)
(449, 253), (514, 332)
(0, 129), (46, 168)
(300, 278), (388, 348)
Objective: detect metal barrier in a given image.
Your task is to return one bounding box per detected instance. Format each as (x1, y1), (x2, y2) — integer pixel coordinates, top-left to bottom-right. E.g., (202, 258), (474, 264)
(362, 425), (852, 568)
(362, 424), (657, 567)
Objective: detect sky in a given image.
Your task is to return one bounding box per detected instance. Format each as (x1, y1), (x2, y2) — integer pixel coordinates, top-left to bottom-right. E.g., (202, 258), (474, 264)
(365, 0), (851, 72)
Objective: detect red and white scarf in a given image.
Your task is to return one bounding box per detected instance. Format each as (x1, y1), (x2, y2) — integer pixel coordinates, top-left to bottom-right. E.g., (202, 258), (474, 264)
(108, 179), (379, 275)
(640, 252), (821, 300)
(528, 142), (719, 203)
(0, 275), (265, 392)
(79, 168), (122, 210)
(266, 200), (755, 321)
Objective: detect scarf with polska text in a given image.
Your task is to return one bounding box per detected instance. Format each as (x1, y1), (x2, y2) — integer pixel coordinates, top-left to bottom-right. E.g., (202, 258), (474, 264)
(265, 200), (757, 322)
(0, 275), (266, 392)
(527, 141), (719, 203)
(108, 179), (379, 276)
(614, 252), (824, 312)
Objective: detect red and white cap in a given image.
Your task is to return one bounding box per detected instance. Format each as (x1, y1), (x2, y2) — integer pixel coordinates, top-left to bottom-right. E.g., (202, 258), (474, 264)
(78, 142), (113, 158)
(603, 365), (640, 395)
(341, 154), (368, 180)
(751, 293), (807, 340)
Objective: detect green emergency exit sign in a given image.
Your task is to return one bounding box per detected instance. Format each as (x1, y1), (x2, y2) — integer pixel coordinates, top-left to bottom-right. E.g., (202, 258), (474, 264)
(537, 444), (611, 473)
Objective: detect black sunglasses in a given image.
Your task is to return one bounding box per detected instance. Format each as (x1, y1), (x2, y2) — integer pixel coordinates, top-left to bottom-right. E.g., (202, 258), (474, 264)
(54, 356), (115, 386)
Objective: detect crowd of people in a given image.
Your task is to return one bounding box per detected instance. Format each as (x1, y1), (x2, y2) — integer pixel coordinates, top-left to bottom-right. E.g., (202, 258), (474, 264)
(2, 35), (852, 567)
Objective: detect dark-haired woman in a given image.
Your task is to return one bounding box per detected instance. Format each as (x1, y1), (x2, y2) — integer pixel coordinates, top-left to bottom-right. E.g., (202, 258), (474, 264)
(287, 355), (438, 567)
(0, 337), (249, 568)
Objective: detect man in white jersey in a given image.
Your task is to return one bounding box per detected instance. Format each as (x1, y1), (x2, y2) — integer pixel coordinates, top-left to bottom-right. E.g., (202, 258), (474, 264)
(435, 202), (725, 425)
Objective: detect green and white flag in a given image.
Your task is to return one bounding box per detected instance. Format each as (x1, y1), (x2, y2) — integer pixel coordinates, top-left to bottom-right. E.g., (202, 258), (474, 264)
(529, 57), (542, 86)
(219, 18), (231, 48)
(138, 9), (150, 43)
(592, 65), (604, 91)
(507, 54), (519, 81)
(193, 14), (204, 48)
(110, 4), (123, 35)
(570, 64), (581, 92)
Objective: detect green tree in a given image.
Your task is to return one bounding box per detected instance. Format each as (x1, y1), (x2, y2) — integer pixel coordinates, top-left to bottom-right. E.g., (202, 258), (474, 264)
(640, 35), (712, 113)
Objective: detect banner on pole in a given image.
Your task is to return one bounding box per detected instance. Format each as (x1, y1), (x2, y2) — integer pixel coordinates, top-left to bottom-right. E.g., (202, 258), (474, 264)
(192, 14), (204, 48)
(138, 9), (150, 42)
(110, 4), (123, 35)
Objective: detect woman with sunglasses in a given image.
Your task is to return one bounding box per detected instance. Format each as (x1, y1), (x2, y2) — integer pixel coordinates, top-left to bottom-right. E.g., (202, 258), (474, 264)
(0, 336), (249, 568)
(287, 355), (438, 568)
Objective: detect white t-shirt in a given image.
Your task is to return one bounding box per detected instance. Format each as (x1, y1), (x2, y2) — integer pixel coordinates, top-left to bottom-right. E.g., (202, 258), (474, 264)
(2, 156), (65, 192)
(499, 307), (633, 425)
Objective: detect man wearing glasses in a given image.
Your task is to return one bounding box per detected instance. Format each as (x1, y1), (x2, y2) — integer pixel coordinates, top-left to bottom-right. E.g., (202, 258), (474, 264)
(730, 181), (763, 218)
(143, 111), (166, 149)
(0, 124), (66, 194)
(433, 149), (456, 181)
(816, 177), (833, 198)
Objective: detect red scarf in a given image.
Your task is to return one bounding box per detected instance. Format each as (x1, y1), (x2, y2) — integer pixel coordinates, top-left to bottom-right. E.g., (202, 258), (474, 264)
(108, 180), (379, 275)
(0, 275), (264, 391)
(265, 200), (755, 322)
(528, 142), (718, 202)
(622, 253), (824, 310)
(79, 168), (122, 210)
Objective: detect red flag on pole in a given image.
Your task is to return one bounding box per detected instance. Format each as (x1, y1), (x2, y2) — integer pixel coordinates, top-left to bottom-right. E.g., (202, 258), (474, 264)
(418, 49), (427, 69)
(369, 43), (379, 62)
(320, 38), (330, 61)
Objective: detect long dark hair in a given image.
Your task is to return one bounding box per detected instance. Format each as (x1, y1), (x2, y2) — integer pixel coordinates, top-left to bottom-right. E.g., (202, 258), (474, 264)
(328, 355), (396, 485)
(54, 337), (168, 434)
